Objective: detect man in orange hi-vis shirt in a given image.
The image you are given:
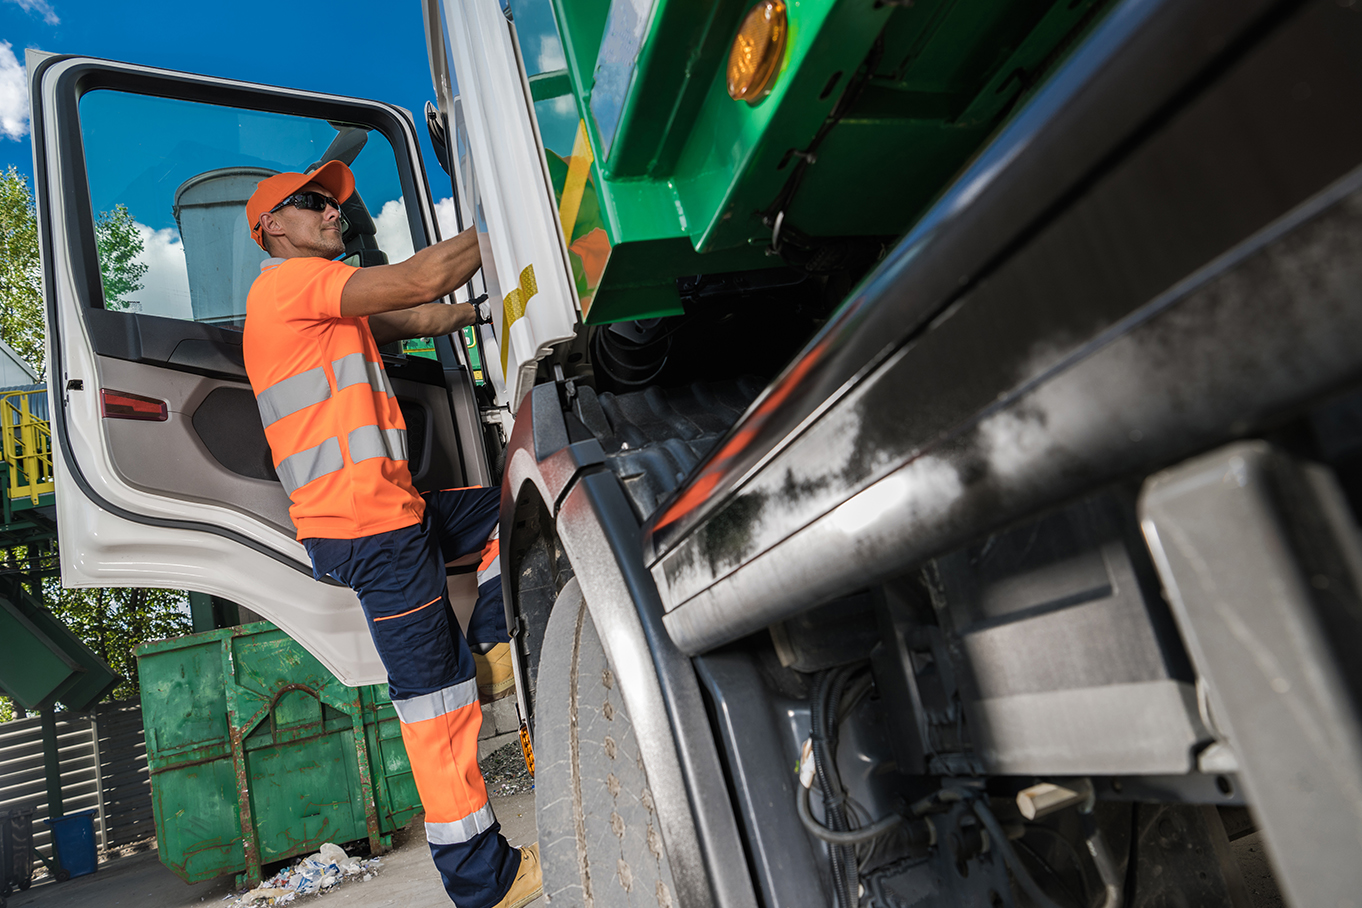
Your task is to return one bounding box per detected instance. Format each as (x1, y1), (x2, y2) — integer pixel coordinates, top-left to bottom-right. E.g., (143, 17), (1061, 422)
(242, 161), (540, 908)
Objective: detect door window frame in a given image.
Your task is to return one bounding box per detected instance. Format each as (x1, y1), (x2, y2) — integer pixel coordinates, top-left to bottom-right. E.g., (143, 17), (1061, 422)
(32, 55), (459, 575)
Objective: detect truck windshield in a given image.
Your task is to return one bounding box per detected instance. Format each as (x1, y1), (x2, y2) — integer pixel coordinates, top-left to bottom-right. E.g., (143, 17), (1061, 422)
(77, 90), (421, 328)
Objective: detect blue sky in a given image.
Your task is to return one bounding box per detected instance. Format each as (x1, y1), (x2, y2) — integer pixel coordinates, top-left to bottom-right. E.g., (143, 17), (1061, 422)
(0, 0), (578, 321)
(0, 0), (457, 198)
(0, 0), (578, 195)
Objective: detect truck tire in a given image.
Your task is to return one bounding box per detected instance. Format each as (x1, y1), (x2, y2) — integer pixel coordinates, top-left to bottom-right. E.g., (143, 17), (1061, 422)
(534, 577), (679, 907)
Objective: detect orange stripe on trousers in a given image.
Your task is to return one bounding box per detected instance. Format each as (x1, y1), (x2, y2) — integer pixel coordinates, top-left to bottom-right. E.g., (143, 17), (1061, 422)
(372, 596), (441, 623)
(398, 700), (490, 823)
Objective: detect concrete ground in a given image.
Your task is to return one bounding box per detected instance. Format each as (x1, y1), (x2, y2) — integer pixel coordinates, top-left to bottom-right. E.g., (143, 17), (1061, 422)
(2, 793), (1290, 908)
(2, 789), (543, 908)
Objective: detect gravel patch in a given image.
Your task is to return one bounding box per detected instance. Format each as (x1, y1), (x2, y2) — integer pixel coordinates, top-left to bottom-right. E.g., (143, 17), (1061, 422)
(481, 741), (534, 798)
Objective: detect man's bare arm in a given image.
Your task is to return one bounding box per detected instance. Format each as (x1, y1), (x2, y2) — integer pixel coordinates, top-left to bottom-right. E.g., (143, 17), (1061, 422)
(340, 226), (480, 317)
(369, 302), (476, 346)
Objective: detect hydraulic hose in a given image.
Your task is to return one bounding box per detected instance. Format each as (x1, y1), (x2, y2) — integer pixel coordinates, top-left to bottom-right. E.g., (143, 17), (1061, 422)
(968, 796), (1069, 908)
(798, 786), (906, 845)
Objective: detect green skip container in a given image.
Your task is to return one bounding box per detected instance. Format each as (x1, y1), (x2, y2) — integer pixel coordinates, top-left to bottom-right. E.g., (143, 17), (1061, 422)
(135, 622), (420, 885)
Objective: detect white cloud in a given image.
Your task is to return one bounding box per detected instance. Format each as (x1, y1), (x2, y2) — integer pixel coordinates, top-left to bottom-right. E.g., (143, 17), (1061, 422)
(6, 0), (59, 24)
(375, 194), (467, 255)
(127, 222), (191, 320)
(550, 95), (574, 118)
(373, 197), (416, 264)
(0, 42), (30, 141)
(538, 36), (566, 73)
(434, 196), (459, 240)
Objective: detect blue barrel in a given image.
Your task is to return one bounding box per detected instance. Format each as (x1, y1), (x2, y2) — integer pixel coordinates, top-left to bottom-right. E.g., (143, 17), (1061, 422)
(43, 810), (97, 878)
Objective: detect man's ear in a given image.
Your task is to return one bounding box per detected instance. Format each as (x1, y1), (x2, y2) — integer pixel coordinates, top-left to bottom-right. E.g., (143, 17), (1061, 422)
(258, 212), (286, 255)
(258, 211), (284, 238)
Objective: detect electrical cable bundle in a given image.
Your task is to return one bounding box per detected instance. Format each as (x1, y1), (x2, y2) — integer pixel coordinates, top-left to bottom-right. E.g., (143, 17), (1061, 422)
(808, 665), (861, 908)
(796, 661), (1122, 908)
(799, 664), (912, 908)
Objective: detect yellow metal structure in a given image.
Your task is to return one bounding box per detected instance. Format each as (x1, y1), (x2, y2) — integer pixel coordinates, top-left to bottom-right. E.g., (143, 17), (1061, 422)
(0, 390), (55, 505)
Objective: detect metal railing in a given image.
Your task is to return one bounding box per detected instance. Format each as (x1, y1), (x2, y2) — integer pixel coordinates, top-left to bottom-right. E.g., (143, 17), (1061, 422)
(0, 390), (55, 504)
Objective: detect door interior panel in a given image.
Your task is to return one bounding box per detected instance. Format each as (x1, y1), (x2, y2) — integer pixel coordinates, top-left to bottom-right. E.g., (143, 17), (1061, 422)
(192, 386), (278, 482)
(32, 54), (489, 685)
(98, 356), (295, 534)
(85, 308), (248, 382)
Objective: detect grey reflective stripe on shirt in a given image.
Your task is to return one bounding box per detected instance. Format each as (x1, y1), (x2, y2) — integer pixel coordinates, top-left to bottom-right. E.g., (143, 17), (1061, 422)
(425, 802), (496, 845)
(391, 678), (478, 725)
(332, 352), (393, 397)
(348, 425), (408, 463)
(275, 436), (344, 496)
(256, 367), (331, 427)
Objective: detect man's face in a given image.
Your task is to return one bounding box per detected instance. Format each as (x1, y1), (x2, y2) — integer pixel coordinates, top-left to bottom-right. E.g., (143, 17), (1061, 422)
(267, 182), (345, 258)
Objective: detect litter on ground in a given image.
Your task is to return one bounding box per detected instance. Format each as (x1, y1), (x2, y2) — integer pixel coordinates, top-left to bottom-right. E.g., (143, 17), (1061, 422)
(224, 843), (382, 905)
(481, 741), (533, 798)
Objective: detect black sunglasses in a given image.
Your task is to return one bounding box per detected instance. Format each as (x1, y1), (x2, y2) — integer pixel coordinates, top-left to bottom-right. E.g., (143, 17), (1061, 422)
(270, 191), (343, 214)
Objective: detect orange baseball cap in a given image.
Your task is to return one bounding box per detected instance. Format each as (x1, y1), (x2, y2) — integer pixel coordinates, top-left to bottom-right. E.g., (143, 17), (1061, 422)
(246, 160), (355, 250)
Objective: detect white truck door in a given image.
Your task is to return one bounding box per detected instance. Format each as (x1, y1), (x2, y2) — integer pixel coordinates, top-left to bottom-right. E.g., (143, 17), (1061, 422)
(30, 53), (486, 686)
(427, 0), (580, 411)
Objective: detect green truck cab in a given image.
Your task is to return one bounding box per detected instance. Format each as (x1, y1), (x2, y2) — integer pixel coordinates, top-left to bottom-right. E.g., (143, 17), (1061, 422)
(532, 0), (1106, 324)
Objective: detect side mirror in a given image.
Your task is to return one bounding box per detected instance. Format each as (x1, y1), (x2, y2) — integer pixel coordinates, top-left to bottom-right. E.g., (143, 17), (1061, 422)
(425, 101), (452, 175)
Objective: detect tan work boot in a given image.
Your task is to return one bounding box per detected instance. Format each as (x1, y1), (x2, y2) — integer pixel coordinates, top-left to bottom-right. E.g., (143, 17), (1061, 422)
(492, 842), (542, 908)
(474, 642), (515, 702)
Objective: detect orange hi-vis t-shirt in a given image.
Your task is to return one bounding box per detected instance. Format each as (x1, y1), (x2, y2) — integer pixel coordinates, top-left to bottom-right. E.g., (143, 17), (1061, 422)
(244, 257), (424, 540)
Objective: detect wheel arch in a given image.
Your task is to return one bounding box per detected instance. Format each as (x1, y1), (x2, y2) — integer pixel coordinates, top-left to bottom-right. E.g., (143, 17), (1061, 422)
(499, 384), (758, 908)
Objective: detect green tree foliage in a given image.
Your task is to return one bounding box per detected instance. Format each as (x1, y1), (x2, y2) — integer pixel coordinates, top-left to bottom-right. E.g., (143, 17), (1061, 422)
(0, 168), (148, 377)
(0, 165), (45, 376)
(43, 579), (191, 702)
(95, 204), (148, 310)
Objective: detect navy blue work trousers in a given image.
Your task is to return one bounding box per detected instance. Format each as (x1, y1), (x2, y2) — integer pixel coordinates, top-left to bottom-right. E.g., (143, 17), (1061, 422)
(305, 488), (516, 908)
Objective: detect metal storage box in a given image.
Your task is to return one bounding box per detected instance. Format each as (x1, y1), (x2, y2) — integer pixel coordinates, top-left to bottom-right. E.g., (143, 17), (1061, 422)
(135, 622), (418, 885)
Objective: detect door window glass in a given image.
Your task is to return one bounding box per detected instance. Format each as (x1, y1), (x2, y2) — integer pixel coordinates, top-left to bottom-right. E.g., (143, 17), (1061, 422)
(78, 90), (423, 328)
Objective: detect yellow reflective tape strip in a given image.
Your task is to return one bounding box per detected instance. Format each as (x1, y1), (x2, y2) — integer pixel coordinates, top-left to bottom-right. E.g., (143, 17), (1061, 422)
(558, 120), (594, 246)
(500, 264), (539, 375)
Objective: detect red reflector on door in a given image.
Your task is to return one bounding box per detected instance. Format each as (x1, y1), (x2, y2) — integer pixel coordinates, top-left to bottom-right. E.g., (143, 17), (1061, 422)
(100, 389), (168, 421)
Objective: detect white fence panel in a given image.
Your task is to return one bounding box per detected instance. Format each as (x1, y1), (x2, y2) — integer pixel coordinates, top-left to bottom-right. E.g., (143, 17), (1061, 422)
(0, 700), (151, 871)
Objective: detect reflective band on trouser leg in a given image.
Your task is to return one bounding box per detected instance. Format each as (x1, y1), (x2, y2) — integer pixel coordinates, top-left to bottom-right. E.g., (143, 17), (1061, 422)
(256, 366), (331, 426)
(469, 537), (510, 651)
(348, 425), (408, 463)
(275, 436), (343, 496)
(392, 678), (496, 843)
(392, 676), (479, 723)
(332, 352), (394, 397)
(476, 536), (500, 588)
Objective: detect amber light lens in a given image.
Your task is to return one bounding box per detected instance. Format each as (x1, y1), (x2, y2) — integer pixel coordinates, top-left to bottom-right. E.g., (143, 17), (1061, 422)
(100, 389), (168, 421)
(727, 0), (788, 104)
